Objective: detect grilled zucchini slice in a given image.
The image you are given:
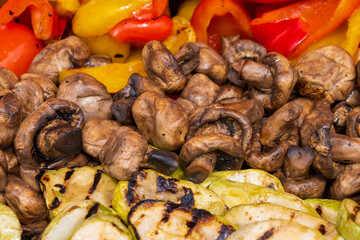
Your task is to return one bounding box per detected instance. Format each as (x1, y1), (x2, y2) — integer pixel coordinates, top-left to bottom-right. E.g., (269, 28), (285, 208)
(128, 200), (234, 240)
(336, 198), (360, 240)
(201, 169), (284, 191)
(224, 203), (342, 240)
(208, 179), (318, 216)
(0, 203), (21, 240)
(112, 169), (226, 222)
(305, 199), (341, 224)
(39, 166), (117, 218)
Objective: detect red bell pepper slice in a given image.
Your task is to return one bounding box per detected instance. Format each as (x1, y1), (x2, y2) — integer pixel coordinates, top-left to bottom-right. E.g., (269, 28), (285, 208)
(109, 15), (173, 46)
(191, 0), (253, 52)
(0, 0), (56, 40)
(0, 22), (43, 77)
(250, 0), (360, 58)
(244, 0), (296, 3)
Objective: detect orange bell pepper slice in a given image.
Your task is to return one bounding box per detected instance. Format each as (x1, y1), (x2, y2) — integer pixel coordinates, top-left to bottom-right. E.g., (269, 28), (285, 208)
(191, 0), (253, 52)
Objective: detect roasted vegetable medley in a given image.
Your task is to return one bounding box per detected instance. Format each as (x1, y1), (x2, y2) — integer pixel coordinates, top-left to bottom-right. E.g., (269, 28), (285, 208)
(0, 0), (360, 240)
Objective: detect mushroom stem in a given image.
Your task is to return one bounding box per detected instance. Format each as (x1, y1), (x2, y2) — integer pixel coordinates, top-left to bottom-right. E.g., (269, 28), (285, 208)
(36, 119), (83, 160)
(233, 60), (274, 89)
(141, 148), (179, 175)
(330, 133), (360, 164)
(184, 153), (217, 183)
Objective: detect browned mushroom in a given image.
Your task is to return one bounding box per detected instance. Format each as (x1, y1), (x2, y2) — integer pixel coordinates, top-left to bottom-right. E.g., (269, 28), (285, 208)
(180, 133), (246, 183)
(111, 73), (164, 124)
(132, 91), (188, 150)
(0, 148), (19, 175)
(187, 104), (252, 151)
(345, 88), (360, 107)
(82, 119), (121, 159)
(28, 36), (90, 84)
(20, 73), (57, 100)
(346, 106), (360, 137)
(99, 126), (148, 180)
(290, 98), (314, 128)
(355, 60), (360, 86)
(12, 79), (44, 118)
(260, 101), (302, 148)
(330, 133), (360, 164)
(5, 174), (47, 224)
(57, 72), (113, 122)
(295, 45), (356, 103)
(14, 98), (84, 191)
(43, 152), (90, 170)
(142, 40), (186, 93)
(22, 220), (49, 240)
(245, 120), (293, 173)
(333, 102), (352, 133)
(140, 146), (179, 175)
(215, 84), (244, 102)
(282, 146), (314, 179)
(83, 55), (112, 68)
(330, 163), (360, 199)
(175, 41), (228, 85)
(217, 98), (264, 123)
(0, 67), (18, 90)
(0, 90), (22, 149)
(275, 170), (326, 199)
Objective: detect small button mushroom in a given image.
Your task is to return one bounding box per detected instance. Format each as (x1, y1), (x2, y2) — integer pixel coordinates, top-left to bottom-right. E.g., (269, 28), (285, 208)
(345, 88), (360, 107)
(217, 98), (264, 123)
(245, 121), (293, 173)
(0, 148), (18, 175)
(0, 68), (18, 90)
(35, 119), (83, 160)
(175, 41), (228, 85)
(0, 90), (22, 149)
(215, 84), (244, 102)
(132, 91), (188, 151)
(82, 119), (122, 159)
(276, 170), (326, 199)
(179, 73), (220, 110)
(330, 133), (360, 164)
(43, 152), (90, 169)
(346, 107), (360, 137)
(187, 104), (252, 152)
(12, 79), (44, 118)
(20, 73), (57, 100)
(14, 98), (84, 191)
(333, 102), (352, 133)
(290, 98), (314, 128)
(143, 40), (187, 93)
(180, 133), (246, 183)
(330, 163), (360, 199)
(141, 146), (179, 176)
(57, 72), (113, 122)
(260, 101), (302, 148)
(283, 146), (314, 179)
(5, 175), (47, 224)
(83, 55), (112, 68)
(295, 45), (356, 103)
(99, 126), (148, 180)
(28, 36), (90, 84)
(111, 73), (163, 125)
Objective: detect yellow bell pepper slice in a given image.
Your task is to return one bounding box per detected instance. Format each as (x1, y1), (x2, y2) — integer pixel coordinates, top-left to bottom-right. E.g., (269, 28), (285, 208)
(82, 34), (131, 63)
(162, 16), (197, 54)
(292, 6), (360, 64)
(49, 0), (81, 17)
(72, 0), (152, 38)
(59, 60), (147, 93)
(177, 0), (202, 21)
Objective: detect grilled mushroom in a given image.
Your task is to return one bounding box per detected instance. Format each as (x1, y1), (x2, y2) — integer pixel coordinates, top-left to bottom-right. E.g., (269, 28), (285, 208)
(57, 72), (113, 122)
(14, 98), (84, 191)
(5, 174), (47, 224)
(330, 133), (360, 164)
(330, 163), (360, 199)
(132, 91), (188, 150)
(28, 36), (90, 84)
(283, 146), (315, 179)
(333, 102), (352, 133)
(20, 73), (57, 100)
(83, 55), (112, 68)
(346, 106), (360, 137)
(295, 45), (355, 103)
(142, 40), (186, 93)
(345, 88), (360, 107)
(0, 68), (18, 90)
(175, 41), (228, 85)
(0, 90), (22, 149)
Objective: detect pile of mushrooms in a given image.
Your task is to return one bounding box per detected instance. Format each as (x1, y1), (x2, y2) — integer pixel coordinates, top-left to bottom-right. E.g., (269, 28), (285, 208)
(0, 34), (359, 239)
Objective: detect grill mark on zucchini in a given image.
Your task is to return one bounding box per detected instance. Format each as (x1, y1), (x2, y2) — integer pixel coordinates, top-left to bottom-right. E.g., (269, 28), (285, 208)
(88, 170), (102, 194)
(157, 175), (178, 193)
(50, 197), (60, 210)
(217, 224), (235, 240)
(64, 169), (75, 180)
(126, 178), (137, 206)
(161, 201), (178, 223)
(54, 184), (66, 194)
(185, 208), (212, 237)
(350, 206), (360, 222)
(85, 202), (100, 219)
(257, 227), (275, 240)
(315, 205), (322, 216)
(180, 187), (194, 207)
(318, 224), (326, 235)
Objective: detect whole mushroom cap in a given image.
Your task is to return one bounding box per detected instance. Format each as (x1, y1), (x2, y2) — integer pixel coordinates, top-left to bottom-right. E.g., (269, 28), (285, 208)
(57, 72), (113, 122)
(295, 45), (356, 104)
